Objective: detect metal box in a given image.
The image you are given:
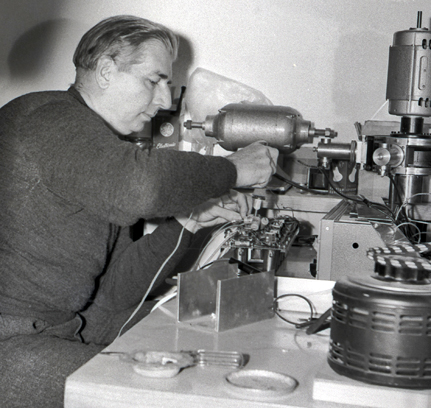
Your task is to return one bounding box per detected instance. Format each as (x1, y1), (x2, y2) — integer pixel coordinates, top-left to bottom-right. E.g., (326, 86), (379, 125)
(317, 200), (407, 280)
(177, 262), (275, 332)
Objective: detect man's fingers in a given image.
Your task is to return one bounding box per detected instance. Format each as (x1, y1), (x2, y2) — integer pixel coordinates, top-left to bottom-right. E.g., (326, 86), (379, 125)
(222, 191), (252, 218)
(210, 205), (243, 222)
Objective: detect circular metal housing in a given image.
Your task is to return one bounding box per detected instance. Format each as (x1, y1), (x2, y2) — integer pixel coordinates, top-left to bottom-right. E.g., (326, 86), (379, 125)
(372, 144), (404, 168)
(328, 243), (431, 389)
(329, 275), (431, 389)
(386, 27), (431, 117)
(202, 103), (320, 153)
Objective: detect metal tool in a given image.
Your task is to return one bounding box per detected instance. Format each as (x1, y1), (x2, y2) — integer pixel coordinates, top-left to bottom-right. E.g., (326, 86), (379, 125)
(182, 349), (248, 368)
(184, 103), (337, 153)
(101, 349), (247, 378)
(184, 100), (362, 196)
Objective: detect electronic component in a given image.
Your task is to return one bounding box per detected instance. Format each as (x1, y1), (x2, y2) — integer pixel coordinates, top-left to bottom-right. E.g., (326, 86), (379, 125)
(328, 243), (431, 389)
(151, 87), (186, 150)
(222, 213), (300, 273)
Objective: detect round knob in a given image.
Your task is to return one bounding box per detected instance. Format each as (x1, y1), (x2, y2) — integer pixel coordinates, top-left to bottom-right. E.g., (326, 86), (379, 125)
(367, 243), (431, 283)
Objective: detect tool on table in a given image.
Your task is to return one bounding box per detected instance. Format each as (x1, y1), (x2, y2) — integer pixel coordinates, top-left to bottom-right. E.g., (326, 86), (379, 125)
(183, 349), (248, 368)
(101, 349), (248, 378)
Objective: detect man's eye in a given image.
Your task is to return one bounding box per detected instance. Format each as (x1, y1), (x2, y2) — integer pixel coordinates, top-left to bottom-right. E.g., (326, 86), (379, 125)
(148, 79), (159, 86)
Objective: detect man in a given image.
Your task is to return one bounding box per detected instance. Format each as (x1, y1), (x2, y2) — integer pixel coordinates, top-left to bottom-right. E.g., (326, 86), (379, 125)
(0, 15), (278, 407)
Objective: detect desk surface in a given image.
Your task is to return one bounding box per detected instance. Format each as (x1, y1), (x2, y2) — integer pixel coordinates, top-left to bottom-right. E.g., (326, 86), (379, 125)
(65, 278), (431, 408)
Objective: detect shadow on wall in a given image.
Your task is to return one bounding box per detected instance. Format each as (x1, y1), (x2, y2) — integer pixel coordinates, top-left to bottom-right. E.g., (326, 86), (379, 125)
(7, 19), (75, 80)
(8, 21), (195, 88)
(172, 34), (194, 90)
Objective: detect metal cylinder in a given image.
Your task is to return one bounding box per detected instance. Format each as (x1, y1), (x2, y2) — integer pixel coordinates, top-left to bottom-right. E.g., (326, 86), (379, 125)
(372, 144), (404, 168)
(389, 174), (427, 206)
(386, 24), (431, 117)
(315, 140), (357, 162)
(203, 103), (313, 153)
(329, 274), (431, 389)
(400, 116), (424, 134)
(185, 103), (337, 153)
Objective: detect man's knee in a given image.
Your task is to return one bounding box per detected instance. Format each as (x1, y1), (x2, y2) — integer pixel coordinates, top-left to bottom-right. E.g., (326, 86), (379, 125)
(0, 334), (103, 408)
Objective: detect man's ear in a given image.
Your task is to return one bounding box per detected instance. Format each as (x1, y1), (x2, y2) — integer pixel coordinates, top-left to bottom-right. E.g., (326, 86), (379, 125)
(95, 56), (115, 89)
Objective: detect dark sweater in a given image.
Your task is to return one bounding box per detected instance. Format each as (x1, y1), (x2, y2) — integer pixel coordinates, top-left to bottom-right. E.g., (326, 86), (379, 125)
(0, 87), (236, 343)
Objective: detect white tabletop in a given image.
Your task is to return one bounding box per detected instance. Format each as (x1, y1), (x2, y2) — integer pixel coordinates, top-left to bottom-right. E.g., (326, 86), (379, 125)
(64, 278), (431, 408)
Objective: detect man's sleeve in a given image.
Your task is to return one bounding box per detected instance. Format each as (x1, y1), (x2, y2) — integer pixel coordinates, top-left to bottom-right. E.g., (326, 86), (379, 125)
(25, 101), (237, 226)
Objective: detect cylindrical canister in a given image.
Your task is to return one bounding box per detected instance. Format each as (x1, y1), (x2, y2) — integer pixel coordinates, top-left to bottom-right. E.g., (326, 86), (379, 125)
(386, 27), (431, 117)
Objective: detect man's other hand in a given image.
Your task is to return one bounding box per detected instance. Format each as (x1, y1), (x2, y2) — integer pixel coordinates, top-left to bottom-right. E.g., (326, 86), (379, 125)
(176, 190), (252, 233)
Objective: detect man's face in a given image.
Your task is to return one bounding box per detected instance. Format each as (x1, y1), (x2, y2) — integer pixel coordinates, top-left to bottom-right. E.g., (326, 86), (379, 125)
(103, 40), (173, 135)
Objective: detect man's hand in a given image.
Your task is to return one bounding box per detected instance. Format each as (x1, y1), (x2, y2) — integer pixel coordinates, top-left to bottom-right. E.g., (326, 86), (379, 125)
(226, 142), (279, 188)
(176, 190), (252, 234)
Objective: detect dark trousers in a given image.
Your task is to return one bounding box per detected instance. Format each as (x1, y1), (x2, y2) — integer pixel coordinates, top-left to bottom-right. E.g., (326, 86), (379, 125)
(1, 333), (103, 408)
(0, 302), (155, 408)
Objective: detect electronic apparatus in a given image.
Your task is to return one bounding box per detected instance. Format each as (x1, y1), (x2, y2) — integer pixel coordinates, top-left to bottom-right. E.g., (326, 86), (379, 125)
(221, 212), (299, 273)
(183, 12), (430, 254)
(329, 242), (431, 389)
(178, 15), (431, 389)
(326, 13), (431, 389)
(184, 103), (337, 153)
(362, 11), (431, 212)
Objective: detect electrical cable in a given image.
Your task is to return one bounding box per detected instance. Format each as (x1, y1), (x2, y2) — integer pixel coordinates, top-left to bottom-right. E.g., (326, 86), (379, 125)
(317, 166), (398, 221)
(414, 219), (431, 227)
(393, 192), (431, 243)
(395, 222), (423, 243)
(287, 162), (397, 221)
(288, 160), (365, 203)
(194, 223), (242, 269)
(293, 160), (418, 226)
(272, 173), (329, 195)
(396, 192), (431, 220)
(116, 218), (189, 340)
(317, 167), (371, 204)
(388, 174), (414, 239)
(274, 293), (315, 326)
(388, 174), (405, 217)
(288, 162), (418, 243)
(194, 221), (233, 265)
(199, 230), (236, 267)
(150, 290), (177, 313)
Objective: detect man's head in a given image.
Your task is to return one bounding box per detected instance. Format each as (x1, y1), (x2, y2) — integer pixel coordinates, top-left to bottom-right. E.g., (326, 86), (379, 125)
(73, 15), (179, 135)
(73, 15), (178, 71)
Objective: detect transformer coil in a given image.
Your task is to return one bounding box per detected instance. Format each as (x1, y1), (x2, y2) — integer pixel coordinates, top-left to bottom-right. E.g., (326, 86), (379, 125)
(328, 243), (431, 389)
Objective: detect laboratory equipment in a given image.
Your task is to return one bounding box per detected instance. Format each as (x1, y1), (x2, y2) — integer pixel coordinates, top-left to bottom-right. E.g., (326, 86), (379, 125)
(366, 11), (431, 211)
(184, 103), (337, 153)
(328, 242), (431, 389)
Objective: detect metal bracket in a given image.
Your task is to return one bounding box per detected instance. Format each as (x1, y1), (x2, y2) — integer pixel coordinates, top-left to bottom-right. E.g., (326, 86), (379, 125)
(177, 262), (275, 332)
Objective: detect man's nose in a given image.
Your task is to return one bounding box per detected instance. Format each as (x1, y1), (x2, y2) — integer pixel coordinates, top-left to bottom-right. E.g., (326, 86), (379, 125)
(155, 85), (172, 110)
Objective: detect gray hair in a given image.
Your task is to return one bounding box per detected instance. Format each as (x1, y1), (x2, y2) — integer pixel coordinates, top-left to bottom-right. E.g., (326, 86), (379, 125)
(73, 15), (179, 71)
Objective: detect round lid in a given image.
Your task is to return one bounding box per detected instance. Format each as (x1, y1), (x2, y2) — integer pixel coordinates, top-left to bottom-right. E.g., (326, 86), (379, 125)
(225, 369), (298, 400)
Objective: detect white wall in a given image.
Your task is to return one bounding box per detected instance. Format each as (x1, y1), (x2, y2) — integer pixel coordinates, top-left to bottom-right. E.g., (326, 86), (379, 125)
(0, 0), (429, 143)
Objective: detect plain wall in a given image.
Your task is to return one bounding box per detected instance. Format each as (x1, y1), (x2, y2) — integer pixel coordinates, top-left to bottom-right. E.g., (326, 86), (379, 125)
(1, 0), (430, 143)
